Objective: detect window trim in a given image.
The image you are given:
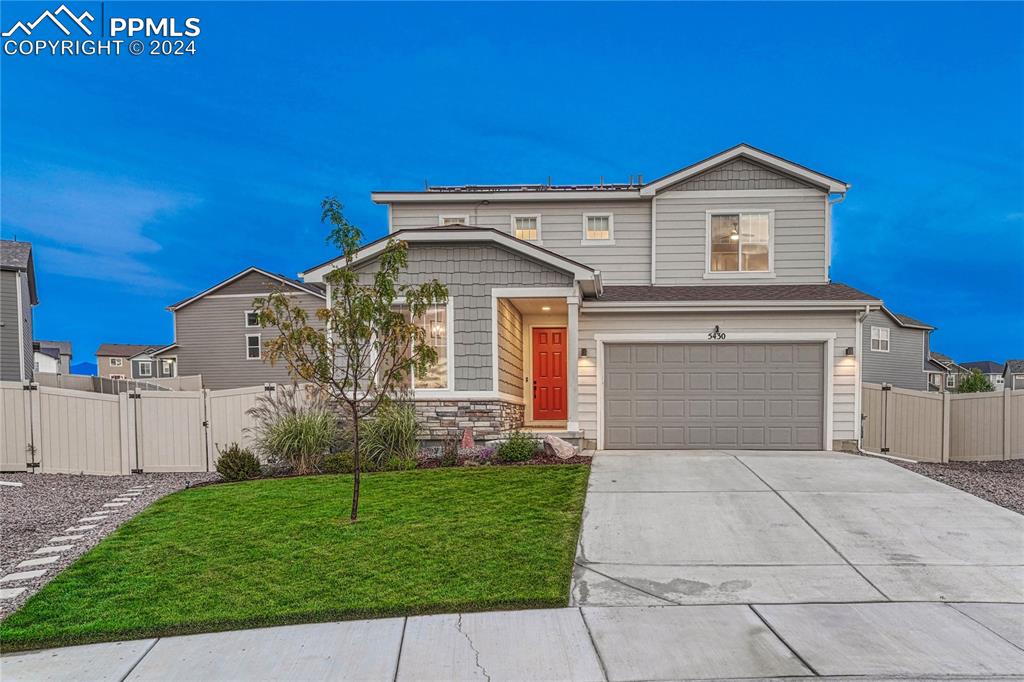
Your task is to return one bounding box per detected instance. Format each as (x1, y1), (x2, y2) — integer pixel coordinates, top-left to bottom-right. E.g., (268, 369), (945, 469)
(246, 333), (262, 360)
(438, 214), (470, 226)
(109, 357), (123, 367)
(870, 326), (890, 353)
(160, 357), (177, 377)
(946, 373), (956, 389)
(703, 209), (776, 279)
(137, 360), (153, 378)
(511, 214), (542, 243)
(581, 213), (615, 245)
(244, 310), (259, 328)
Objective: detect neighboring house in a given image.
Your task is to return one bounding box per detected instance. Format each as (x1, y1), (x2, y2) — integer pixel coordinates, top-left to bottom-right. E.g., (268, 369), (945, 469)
(154, 267), (325, 390)
(96, 343), (176, 381)
(929, 351), (971, 392)
(1004, 360), (1024, 391)
(961, 360), (1005, 391)
(300, 143), (884, 451)
(34, 339), (73, 374)
(0, 240), (38, 382)
(860, 307), (936, 391)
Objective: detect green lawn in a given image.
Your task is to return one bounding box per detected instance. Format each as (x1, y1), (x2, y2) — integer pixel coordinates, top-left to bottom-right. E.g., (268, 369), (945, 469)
(1, 465), (589, 651)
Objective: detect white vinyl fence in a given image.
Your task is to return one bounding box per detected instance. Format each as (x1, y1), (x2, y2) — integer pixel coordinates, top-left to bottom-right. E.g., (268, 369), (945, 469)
(0, 381), (280, 475)
(862, 383), (1024, 462)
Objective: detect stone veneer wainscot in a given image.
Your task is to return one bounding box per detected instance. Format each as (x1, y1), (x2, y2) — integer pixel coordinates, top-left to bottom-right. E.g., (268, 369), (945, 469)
(414, 400), (524, 440)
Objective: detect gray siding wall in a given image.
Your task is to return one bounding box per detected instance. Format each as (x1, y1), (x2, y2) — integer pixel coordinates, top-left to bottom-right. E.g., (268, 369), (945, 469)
(665, 158), (815, 191)
(216, 271), (294, 296)
(173, 271), (325, 390)
(354, 243), (572, 391)
(0, 270), (23, 381)
(655, 192), (828, 284)
(861, 310), (930, 390)
(131, 356), (175, 379)
(389, 200), (652, 285)
(20, 272), (32, 381)
(497, 298), (524, 397)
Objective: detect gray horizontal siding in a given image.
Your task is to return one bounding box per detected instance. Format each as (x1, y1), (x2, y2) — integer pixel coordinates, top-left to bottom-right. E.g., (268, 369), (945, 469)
(666, 158), (815, 191)
(861, 311), (930, 391)
(20, 272), (32, 381)
(0, 271), (23, 381)
(173, 292), (324, 390)
(215, 271), (296, 296)
(655, 192), (828, 285)
(390, 200), (652, 285)
(354, 242), (572, 391)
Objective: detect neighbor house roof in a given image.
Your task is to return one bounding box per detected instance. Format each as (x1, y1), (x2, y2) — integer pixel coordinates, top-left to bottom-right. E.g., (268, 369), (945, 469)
(588, 283), (878, 308)
(36, 346), (60, 361)
(0, 239), (39, 305)
(891, 312), (934, 329)
(962, 360), (1004, 374)
(929, 352), (969, 372)
(300, 225), (603, 296)
(36, 339), (72, 356)
(167, 266), (326, 311)
(1004, 360), (1024, 375)
(95, 343), (163, 358)
(371, 143), (849, 202)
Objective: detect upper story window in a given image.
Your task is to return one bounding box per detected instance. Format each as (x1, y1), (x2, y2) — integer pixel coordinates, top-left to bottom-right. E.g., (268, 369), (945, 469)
(870, 326), (890, 352)
(946, 373), (956, 388)
(707, 211), (773, 275)
(110, 357), (123, 367)
(512, 215), (541, 242)
(438, 215), (469, 226)
(161, 358), (176, 376)
(246, 334), (262, 360)
(137, 361), (153, 377)
(583, 214), (613, 243)
(245, 310), (259, 327)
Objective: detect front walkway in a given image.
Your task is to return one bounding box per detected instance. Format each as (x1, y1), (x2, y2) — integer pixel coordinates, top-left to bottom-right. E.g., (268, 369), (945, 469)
(5, 451), (1024, 680)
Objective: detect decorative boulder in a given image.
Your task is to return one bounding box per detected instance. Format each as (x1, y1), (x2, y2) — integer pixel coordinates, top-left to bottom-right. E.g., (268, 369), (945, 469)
(543, 435), (577, 460)
(461, 428), (475, 449)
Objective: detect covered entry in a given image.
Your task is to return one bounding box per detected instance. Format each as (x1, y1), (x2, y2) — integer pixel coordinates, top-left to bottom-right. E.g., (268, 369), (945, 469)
(603, 342), (825, 450)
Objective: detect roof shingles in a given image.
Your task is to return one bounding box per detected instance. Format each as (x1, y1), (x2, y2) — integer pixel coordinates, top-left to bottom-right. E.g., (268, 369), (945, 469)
(591, 282), (879, 303)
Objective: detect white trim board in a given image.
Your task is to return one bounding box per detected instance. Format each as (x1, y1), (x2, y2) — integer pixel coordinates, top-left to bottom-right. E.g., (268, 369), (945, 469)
(169, 267), (324, 311)
(593, 332), (837, 451)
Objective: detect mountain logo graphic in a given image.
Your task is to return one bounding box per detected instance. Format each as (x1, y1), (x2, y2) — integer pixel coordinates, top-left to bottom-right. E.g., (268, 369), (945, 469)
(3, 4), (94, 37)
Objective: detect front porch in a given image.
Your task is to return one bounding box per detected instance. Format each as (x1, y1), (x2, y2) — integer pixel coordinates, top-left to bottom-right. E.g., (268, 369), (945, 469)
(493, 288), (581, 435)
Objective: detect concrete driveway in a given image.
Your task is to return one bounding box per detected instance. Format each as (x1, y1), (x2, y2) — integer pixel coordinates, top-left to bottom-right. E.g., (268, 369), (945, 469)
(570, 449), (1024, 678)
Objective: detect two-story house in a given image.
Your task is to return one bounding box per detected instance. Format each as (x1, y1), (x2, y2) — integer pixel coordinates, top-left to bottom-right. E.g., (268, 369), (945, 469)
(96, 343), (176, 381)
(300, 144), (884, 452)
(859, 308), (941, 391)
(152, 267), (326, 390)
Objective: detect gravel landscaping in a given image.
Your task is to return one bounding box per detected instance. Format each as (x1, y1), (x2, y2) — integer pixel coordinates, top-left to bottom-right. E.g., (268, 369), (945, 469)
(895, 459), (1024, 515)
(0, 472), (219, 619)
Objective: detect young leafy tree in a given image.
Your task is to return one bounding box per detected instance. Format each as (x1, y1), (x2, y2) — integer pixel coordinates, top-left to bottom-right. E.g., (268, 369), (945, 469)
(254, 197), (448, 520)
(956, 368), (995, 393)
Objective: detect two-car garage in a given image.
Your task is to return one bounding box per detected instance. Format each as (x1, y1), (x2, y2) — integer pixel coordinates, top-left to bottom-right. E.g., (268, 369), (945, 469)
(602, 342), (826, 450)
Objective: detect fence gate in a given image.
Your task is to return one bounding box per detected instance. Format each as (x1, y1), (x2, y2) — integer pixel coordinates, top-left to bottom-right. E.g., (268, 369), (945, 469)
(129, 390), (210, 472)
(0, 382), (36, 472)
(861, 383), (946, 463)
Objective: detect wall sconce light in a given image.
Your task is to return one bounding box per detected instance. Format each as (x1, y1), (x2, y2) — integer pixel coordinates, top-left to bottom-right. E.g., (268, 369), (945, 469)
(580, 348), (588, 357)
(845, 347), (855, 356)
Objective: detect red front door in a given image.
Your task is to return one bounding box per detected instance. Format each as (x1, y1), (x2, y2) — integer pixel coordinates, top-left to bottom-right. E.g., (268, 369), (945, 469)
(532, 327), (567, 421)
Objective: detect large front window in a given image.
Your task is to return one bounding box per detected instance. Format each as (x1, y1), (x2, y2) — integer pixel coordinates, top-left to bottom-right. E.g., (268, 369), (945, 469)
(709, 212), (771, 273)
(393, 302), (450, 390)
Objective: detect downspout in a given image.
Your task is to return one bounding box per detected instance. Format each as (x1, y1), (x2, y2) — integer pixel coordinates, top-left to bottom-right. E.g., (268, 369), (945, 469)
(855, 303), (871, 455)
(825, 192), (845, 281)
(650, 195), (657, 285)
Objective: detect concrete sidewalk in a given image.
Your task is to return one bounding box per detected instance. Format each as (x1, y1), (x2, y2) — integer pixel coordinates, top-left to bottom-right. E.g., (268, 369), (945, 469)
(4, 602), (1024, 680)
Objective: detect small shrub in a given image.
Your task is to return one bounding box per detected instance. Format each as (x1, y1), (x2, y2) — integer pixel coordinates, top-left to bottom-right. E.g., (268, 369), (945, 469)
(380, 455), (418, 472)
(440, 434), (459, 467)
(497, 431), (539, 463)
(322, 451), (355, 474)
(215, 443), (261, 482)
(362, 401), (421, 468)
(957, 368), (995, 394)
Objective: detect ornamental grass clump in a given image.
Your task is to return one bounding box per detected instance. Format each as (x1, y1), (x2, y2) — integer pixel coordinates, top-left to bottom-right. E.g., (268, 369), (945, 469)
(361, 401), (421, 469)
(246, 385), (340, 475)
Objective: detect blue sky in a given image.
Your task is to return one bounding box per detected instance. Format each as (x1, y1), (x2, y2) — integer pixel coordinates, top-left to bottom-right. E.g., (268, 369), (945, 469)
(2, 1), (1022, 368)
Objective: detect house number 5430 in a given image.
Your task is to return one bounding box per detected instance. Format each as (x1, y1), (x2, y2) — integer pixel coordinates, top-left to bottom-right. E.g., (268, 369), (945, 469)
(708, 325), (727, 340)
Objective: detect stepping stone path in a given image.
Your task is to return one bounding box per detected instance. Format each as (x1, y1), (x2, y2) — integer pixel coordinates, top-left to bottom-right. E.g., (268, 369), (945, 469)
(0, 484), (155, 602)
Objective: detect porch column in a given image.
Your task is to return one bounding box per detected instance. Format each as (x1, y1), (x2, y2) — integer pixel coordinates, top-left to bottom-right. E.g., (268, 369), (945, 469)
(566, 295), (580, 432)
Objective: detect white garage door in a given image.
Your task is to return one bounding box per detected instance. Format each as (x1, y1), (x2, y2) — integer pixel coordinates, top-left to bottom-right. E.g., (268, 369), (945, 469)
(603, 343), (825, 450)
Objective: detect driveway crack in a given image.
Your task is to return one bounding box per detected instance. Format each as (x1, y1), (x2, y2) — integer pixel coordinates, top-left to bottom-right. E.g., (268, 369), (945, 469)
(456, 613), (491, 682)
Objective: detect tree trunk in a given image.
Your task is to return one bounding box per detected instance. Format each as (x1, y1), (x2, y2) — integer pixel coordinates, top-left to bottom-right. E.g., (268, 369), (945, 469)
(350, 403), (361, 521)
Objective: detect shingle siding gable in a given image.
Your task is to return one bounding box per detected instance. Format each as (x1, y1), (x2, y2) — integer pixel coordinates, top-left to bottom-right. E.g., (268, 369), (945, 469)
(665, 157), (819, 192)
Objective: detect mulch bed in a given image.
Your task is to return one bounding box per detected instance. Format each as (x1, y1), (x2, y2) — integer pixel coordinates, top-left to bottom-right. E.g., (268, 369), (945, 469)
(895, 459), (1024, 515)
